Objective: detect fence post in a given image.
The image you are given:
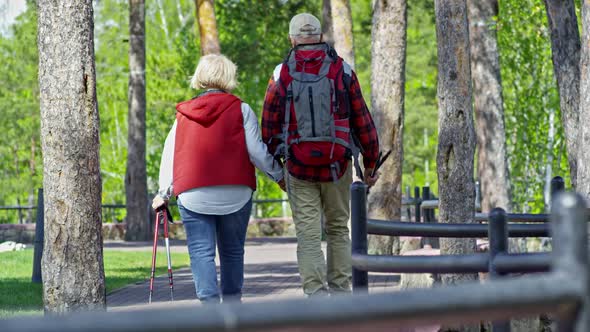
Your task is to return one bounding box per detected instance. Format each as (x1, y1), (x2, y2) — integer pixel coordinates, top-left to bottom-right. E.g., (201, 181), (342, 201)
(550, 176), (565, 201)
(351, 181), (368, 293)
(282, 192), (288, 218)
(17, 198), (23, 224)
(475, 180), (482, 212)
(414, 186), (421, 223)
(405, 186), (412, 221)
(422, 186), (432, 247)
(488, 207), (510, 332)
(421, 186), (439, 248)
(551, 192), (589, 332)
(32, 188), (44, 284)
(251, 201), (257, 218)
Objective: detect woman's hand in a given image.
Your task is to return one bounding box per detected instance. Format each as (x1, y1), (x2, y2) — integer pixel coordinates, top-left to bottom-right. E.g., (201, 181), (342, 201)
(152, 195), (168, 210)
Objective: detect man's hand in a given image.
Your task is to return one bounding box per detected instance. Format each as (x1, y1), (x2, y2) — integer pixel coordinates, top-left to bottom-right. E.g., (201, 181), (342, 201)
(152, 195), (168, 211)
(277, 178), (286, 192)
(364, 168), (380, 188)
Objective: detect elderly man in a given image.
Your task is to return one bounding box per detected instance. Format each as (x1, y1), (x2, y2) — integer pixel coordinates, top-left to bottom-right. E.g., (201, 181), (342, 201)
(262, 13), (380, 296)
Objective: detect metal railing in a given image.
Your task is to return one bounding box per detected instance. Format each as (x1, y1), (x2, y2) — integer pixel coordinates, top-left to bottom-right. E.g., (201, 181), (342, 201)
(397, 176), (565, 248)
(412, 176), (565, 222)
(102, 199), (291, 223)
(351, 179), (565, 282)
(0, 196), (290, 224)
(0, 205), (38, 224)
(351, 179), (582, 331)
(1, 188), (588, 331)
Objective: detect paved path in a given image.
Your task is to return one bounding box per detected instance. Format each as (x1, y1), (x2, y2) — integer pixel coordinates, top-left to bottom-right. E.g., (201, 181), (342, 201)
(105, 237), (400, 311)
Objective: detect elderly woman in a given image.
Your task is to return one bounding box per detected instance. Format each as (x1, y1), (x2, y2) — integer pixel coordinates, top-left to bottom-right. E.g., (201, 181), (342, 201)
(152, 54), (284, 304)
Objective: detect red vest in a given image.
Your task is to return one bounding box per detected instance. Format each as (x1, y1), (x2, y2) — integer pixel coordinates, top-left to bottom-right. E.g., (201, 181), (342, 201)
(173, 92), (256, 196)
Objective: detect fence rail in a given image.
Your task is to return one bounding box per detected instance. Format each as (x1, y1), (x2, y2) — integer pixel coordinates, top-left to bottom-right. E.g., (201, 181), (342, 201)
(0, 198), (290, 224)
(350, 178), (589, 331)
(401, 176), (565, 224)
(351, 180), (566, 286)
(366, 219), (550, 237)
(352, 252), (552, 274)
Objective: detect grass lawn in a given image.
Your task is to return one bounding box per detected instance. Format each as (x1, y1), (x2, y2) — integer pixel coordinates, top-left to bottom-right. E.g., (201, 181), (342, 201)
(0, 248), (190, 318)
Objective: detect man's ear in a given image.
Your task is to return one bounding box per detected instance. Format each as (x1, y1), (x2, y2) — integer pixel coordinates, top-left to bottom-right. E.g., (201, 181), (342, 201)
(289, 36), (296, 47)
(320, 34), (324, 42)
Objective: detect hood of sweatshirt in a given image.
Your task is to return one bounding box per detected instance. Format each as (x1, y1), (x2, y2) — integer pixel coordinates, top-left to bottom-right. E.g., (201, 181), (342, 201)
(176, 92), (241, 127)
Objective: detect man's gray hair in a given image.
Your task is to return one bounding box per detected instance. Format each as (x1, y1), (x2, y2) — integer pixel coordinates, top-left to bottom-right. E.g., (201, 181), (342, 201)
(290, 34), (322, 46)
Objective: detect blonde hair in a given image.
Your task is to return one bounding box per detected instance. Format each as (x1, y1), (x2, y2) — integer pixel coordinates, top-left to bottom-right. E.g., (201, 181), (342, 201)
(190, 54), (238, 91)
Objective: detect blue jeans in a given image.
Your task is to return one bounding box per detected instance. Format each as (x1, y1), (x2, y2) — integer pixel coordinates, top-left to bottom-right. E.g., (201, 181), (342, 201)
(178, 199), (252, 303)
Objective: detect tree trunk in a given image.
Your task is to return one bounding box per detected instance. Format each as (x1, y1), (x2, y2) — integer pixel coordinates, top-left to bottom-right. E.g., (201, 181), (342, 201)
(544, 0), (581, 188)
(37, 0), (105, 313)
(331, 0), (355, 68)
(467, 0), (511, 212)
(367, 0), (407, 255)
(322, 0), (334, 46)
(195, 0), (220, 55)
(577, 0), (590, 197)
(434, 0), (478, 330)
(125, 0), (149, 241)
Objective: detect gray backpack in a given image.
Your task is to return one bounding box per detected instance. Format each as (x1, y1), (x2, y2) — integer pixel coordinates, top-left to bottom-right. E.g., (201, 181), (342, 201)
(274, 43), (361, 181)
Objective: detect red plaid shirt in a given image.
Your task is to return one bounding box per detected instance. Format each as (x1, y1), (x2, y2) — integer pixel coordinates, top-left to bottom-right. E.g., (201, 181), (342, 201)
(262, 59), (379, 182)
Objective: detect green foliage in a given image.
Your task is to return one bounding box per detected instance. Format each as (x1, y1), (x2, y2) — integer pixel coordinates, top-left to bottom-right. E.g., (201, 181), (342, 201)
(367, 0), (567, 211)
(350, 0), (439, 196)
(96, 0), (324, 216)
(350, 0), (372, 101)
(0, 0), (574, 219)
(401, 0), (439, 194)
(0, 3), (41, 221)
(497, 0), (568, 212)
(95, 0), (132, 206)
(95, 0), (200, 205)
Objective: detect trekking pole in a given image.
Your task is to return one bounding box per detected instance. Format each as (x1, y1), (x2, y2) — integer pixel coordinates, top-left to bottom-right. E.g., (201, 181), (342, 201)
(148, 210), (161, 304)
(162, 209), (174, 301)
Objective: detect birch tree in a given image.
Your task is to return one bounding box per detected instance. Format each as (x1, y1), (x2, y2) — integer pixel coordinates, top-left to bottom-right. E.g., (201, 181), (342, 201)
(37, 0), (105, 313)
(125, 0), (149, 241)
(195, 0), (220, 55)
(331, 0), (355, 67)
(367, 0), (407, 255)
(322, 0), (334, 46)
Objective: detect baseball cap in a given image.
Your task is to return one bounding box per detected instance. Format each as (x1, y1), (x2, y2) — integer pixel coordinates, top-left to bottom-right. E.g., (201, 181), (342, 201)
(289, 13), (321, 36)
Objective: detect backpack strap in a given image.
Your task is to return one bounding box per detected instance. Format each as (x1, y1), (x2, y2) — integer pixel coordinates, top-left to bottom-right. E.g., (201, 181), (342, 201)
(283, 87), (293, 156)
(282, 85), (295, 196)
(273, 63), (283, 82)
(267, 63), (287, 155)
(342, 61), (352, 81)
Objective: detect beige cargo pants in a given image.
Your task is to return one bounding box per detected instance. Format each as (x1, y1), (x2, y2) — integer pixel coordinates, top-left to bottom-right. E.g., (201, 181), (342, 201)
(286, 165), (352, 296)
